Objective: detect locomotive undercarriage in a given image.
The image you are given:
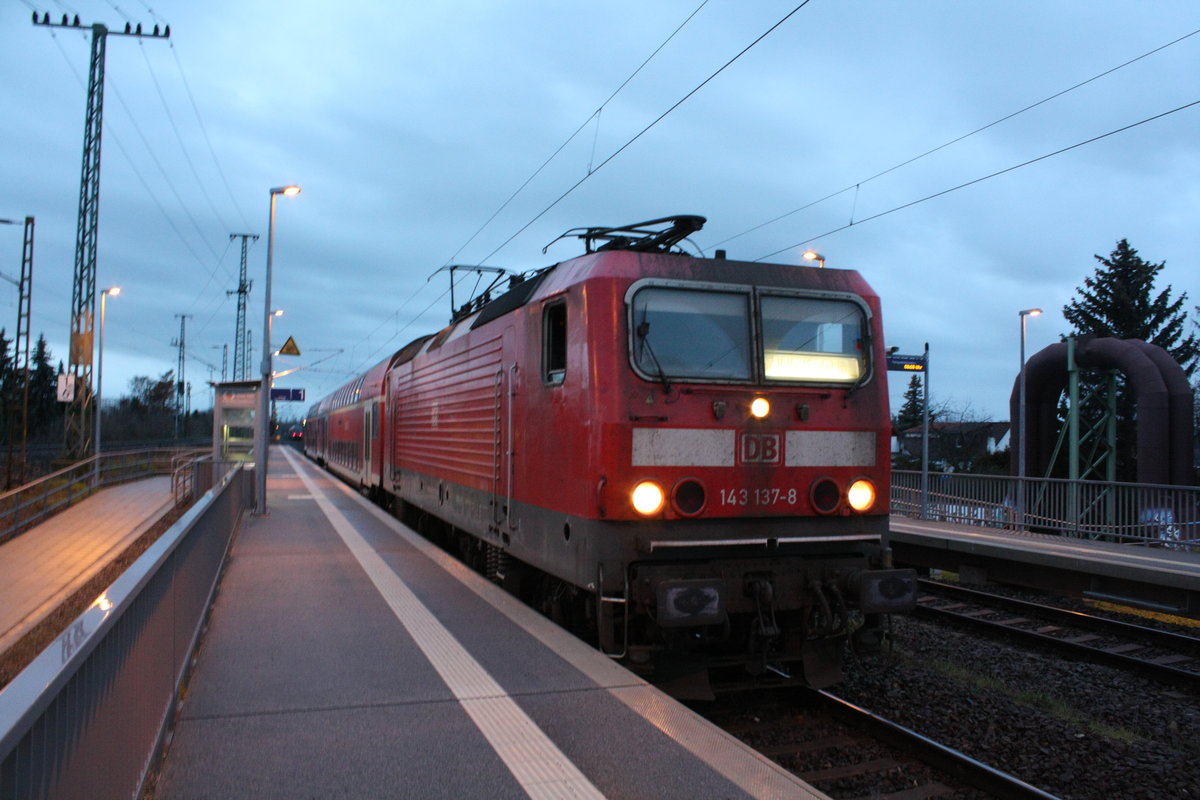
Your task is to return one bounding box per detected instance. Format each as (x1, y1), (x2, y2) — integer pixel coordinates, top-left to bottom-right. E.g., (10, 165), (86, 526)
(386, 474), (915, 693)
(604, 551), (911, 689)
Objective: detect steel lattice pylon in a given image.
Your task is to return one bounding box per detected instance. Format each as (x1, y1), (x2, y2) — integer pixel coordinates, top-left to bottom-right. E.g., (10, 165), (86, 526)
(64, 24), (107, 458)
(32, 14), (170, 457)
(229, 233), (258, 380)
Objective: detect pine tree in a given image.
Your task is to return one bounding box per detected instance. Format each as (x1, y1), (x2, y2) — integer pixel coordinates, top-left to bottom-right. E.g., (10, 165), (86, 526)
(894, 374), (925, 433)
(1061, 240), (1197, 479)
(891, 374), (928, 470)
(1063, 239), (1197, 374)
(28, 336), (60, 440)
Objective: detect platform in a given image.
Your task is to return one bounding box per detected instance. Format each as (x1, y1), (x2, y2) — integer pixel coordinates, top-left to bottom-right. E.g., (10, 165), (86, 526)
(155, 446), (823, 799)
(0, 476), (174, 655)
(888, 515), (1200, 617)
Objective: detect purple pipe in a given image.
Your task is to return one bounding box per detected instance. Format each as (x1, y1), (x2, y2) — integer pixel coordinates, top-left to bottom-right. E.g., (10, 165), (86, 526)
(1010, 337), (1181, 485)
(1132, 340), (1194, 486)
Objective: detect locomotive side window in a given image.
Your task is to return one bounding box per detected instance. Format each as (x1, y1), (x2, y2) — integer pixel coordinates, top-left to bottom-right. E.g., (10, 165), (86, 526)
(760, 296), (866, 382)
(543, 301), (567, 385)
(631, 288), (752, 380)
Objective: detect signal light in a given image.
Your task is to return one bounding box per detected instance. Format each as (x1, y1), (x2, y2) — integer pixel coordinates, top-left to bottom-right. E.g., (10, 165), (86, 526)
(631, 481), (665, 516)
(810, 478), (840, 514)
(847, 479), (876, 512)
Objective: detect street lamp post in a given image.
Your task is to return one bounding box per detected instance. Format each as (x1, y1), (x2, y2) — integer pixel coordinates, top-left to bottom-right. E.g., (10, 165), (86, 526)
(256, 185), (300, 515)
(95, 286), (120, 487)
(1017, 307), (1042, 528)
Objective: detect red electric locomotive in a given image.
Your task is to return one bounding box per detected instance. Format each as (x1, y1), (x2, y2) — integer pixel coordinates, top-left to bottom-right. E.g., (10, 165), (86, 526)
(308, 216), (916, 687)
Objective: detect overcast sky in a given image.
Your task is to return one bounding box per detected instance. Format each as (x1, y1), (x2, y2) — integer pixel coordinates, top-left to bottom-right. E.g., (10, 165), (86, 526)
(2, 0), (1198, 423)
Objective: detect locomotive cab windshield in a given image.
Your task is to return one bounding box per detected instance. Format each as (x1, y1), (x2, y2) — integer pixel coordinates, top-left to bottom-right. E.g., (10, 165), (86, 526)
(628, 281), (871, 385)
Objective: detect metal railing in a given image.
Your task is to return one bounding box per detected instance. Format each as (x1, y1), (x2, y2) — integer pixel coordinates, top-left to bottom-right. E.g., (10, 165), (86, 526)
(892, 470), (1200, 547)
(0, 463), (251, 800)
(0, 448), (205, 546)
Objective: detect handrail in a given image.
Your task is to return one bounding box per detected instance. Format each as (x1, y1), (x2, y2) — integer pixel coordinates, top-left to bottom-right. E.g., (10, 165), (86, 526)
(0, 447), (207, 545)
(891, 470), (1200, 548)
(0, 463), (248, 800)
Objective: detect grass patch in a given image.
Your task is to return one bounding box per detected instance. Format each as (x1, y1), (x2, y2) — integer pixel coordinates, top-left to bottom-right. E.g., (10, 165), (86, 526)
(895, 651), (1146, 746)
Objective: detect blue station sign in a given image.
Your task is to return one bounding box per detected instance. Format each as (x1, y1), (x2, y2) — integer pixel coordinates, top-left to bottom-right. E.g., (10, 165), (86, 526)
(270, 388), (306, 402)
(886, 353), (927, 372)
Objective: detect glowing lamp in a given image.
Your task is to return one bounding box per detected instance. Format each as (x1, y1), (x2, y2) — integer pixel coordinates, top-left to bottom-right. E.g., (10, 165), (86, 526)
(847, 479), (876, 512)
(631, 481), (665, 516)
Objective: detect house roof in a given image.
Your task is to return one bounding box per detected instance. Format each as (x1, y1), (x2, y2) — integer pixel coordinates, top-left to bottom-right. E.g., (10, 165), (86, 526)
(897, 421), (1010, 439)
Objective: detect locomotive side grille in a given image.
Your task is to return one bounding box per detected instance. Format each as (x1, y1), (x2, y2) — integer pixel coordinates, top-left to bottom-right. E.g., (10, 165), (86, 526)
(395, 335), (503, 486)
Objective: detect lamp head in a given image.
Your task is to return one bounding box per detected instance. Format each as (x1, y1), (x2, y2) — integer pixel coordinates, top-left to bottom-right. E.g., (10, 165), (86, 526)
(801, 250), (826, 267)
(271, 185), (302, 197)
(104, 286), (121, 297)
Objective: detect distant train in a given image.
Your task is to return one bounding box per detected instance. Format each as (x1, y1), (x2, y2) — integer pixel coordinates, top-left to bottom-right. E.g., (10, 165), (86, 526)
(305, 215), (915, 686)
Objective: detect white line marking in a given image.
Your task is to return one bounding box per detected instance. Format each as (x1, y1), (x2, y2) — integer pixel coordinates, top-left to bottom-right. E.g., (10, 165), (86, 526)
(280, 447), (603, 800)
(286, 494), (313, 500)
(304, 457), (828, 799)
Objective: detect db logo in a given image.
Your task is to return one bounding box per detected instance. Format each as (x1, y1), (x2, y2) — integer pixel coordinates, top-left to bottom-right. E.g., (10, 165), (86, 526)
(739, 433), (781, 464)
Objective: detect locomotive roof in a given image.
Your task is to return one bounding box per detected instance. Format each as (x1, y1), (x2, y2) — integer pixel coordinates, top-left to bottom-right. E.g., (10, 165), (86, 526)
(443, 249), (881, 344)
(313, 247), (879, 415)
(480, 249), (880, 316)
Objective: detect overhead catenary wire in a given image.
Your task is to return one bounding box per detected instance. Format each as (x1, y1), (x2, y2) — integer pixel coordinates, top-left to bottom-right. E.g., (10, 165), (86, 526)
(125, 0), (255, 231)
(37, 8), (259, 385)
(102, 66), (234, 277)
(166, 42), (254, 232)
(45, 29), (231, 288)
(754, 98), (1200, 262)
(477, 0), (815, 265)
(46, 23), (238, 292)
(708, 25), (1200, 250)
(335, 285), (454, 390)
(441, 0), (712, 268)
(136, 38), (235, 236)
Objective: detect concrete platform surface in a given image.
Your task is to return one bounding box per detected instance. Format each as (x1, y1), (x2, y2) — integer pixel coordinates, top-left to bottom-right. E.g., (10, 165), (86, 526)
(0, 476), (174, 653)
(155, 447), (826, 799)
(889, 515), (1200, 615)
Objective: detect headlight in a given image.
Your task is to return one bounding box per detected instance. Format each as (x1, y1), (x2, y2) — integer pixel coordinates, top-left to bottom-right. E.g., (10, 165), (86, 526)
(631, 481), (666, 516)
(749, 397), (770, 419)
(847, 479), (876, 512)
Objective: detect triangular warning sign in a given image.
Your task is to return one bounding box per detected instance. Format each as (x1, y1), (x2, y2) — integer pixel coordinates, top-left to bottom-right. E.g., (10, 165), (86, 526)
(278, 336), (301, 356)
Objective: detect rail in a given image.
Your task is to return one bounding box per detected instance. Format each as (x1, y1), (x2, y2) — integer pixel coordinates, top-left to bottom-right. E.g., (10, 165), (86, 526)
(0, 463), (250, 800)
(892, 470), (1200, 548)
(0, 447), (207, 546)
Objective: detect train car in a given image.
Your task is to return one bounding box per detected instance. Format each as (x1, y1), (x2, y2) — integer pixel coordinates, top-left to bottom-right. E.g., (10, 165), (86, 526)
(316, 216), (916, 686)
(303, 357), (390, 493)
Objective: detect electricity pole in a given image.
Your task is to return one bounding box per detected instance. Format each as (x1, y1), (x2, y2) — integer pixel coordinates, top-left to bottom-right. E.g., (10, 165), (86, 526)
(32, 12), (169, 457)
(228, 233), (257, 379)
(172, 314), (191, 439)
(0, 216), (33, 488)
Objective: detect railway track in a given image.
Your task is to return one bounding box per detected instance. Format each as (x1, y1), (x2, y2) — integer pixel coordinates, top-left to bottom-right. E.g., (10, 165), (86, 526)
(699, 688), (1058, 800)
(915, 579), (1200, 689)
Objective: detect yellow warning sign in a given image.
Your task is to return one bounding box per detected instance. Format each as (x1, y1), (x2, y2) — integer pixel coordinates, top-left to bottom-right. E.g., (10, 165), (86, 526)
(278, 336), (301, 356)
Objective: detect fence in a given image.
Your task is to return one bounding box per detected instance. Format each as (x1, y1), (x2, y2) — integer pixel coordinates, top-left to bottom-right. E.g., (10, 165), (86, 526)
(0, 448), (208, 546)
(892, 470), (1200, 547)
(0, 462), (251, 800)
